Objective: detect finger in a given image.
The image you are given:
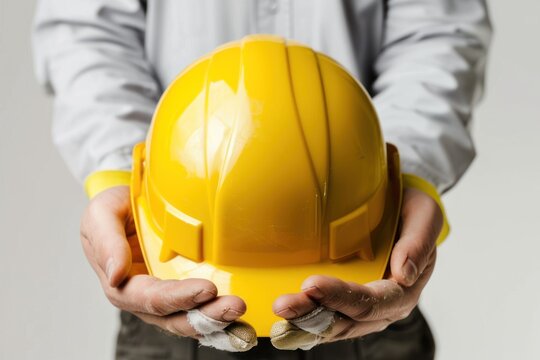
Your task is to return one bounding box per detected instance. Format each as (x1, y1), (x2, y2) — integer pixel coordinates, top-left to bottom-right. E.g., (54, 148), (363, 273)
(301, 275), (406, 322)
(271, 310), (389, 350)
(219, 321), (258, 352)
(135, 310), (199, 338)
(320, 314), (392, 343)
(105, 276), (218, 316)
(390, 188), (443, 287)
(198, 295), (247, 322)
(136, 307), (255, 351)
(270, 320), (320, 350)
(132, 295), (245, 337)
(347, 252), (437, 323)
(405, 247), (437, 301)
(271, 307), (336, 351)
(186, 310), (257, 351)
(197, 320), (257, 352)
(80, 186), (132, 287)
(273, 293), (318, 319)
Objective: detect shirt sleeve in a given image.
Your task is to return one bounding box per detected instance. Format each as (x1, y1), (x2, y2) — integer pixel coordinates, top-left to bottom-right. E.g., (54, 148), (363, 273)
(372, 0), (492, 193)
(32, 0), (160, 183)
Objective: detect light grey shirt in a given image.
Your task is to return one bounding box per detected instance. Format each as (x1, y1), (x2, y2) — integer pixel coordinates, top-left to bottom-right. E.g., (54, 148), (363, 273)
(33, 0), (492, 193)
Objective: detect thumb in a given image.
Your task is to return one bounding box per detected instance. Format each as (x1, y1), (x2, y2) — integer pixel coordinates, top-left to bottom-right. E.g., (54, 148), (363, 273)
(390, 188), (442, 287)
(81, 186), (133, 288)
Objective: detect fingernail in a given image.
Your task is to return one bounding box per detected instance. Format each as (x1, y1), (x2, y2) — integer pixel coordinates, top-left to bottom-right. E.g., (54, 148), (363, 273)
(403, 259), (418, 285)
(275, 306), (298, 319)
(222, 308), (242, 321)
(302, 286), (324, 299)
(106, 258), (115, 283)
(193, 290), (215, 304)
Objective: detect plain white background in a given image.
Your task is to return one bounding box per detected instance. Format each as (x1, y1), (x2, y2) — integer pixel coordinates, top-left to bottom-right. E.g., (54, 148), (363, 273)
(1, 1), (539, 359)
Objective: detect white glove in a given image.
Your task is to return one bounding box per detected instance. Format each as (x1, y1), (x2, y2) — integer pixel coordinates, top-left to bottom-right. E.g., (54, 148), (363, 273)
(187, 309), (257, 352)
(270, 306), (336, 350)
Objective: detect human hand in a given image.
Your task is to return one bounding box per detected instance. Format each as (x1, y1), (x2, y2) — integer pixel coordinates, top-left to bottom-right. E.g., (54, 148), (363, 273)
(80, 186), (257, 352)
(270, 187), (443, 350)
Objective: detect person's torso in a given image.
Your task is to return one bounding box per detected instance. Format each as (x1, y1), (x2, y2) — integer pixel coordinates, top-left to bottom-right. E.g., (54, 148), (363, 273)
(144, 0), (385, 93)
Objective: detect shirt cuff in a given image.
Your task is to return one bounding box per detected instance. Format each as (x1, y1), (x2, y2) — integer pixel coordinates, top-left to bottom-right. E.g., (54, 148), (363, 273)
(84, 170), (132, 199)
(402, 173), (450, 246)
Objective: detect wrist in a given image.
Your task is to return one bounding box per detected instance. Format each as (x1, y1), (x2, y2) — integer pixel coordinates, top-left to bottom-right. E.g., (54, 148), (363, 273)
(402, 173), (450, 245)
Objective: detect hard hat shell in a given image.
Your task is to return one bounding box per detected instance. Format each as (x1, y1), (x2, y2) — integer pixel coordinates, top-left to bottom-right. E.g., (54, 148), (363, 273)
(131, 35), (402, 336)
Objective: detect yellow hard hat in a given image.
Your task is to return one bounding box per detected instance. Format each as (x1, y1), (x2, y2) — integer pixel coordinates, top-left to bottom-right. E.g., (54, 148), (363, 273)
(131, 35), (402, 336)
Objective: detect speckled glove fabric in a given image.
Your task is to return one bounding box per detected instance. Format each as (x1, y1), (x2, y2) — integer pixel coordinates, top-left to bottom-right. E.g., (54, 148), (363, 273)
(270, 306), (336, 350)
(187, 309), (257, 352)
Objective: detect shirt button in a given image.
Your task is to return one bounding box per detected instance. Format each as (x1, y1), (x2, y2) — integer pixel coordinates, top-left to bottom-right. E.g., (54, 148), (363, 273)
(268, 0), (278, 13)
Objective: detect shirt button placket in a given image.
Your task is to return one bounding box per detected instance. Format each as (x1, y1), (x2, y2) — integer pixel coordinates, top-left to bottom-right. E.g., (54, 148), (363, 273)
(256, 0), (278, 33)
(275, 0), (292, 38)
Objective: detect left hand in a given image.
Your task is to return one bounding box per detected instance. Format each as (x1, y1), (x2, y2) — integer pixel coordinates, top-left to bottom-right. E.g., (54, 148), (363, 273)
(270, 188), (443, 350)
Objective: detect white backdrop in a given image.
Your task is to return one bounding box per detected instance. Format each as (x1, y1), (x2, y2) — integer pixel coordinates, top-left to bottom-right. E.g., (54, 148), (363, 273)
(1, 1), (539, 359)
(421, 2), (540, 358)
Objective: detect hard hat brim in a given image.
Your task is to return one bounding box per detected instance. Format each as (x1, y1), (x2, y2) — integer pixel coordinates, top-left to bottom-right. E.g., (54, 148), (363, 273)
(131, 144), (402, 337)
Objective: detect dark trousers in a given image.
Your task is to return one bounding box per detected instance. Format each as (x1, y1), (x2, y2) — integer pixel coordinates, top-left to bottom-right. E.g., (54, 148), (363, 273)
(116, 307), (435, 360)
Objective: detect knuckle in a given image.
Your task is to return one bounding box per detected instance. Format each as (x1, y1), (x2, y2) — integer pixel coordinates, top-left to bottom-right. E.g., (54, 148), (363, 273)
(164, 320), (189, 338)
(86, 199), (104, 221)
(79, 230), (92, 250)
(394, 308), (412, 321)
(80, 216), (94, 246)
(145, 293), (171, 316)
(393, 293), (417, 320)
(392, 295), (414, 321)
(375, 320), (391, 333)
(333, 322), (357, 340)
(80, 202), (104, 245)
(172, 294), (194, 311)
(421, 240), (434, 261)
(162, 290), (192, 312)
(104, 288), (121, 308)
(79, 228), (89, 242)
(353, 300), (380, 321)
(388, 284), (406, 301)
(366, 302), (382, 320)
(411, 241), (433, 273)
(427, 222), (440, 244)
(320, 288), (346, 308)
(412, 293), (421, 306)
(406, 289), (421, 309)
(350, 296), (376, 320)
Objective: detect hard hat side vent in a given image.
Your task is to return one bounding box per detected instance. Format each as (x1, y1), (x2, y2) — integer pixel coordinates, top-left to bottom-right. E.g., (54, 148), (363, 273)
(329, 204), (373, 261)
(161, 203), (203, 262)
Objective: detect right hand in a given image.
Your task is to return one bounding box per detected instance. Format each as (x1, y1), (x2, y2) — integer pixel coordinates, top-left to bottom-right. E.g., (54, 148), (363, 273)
(80, 186), (256, 351)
